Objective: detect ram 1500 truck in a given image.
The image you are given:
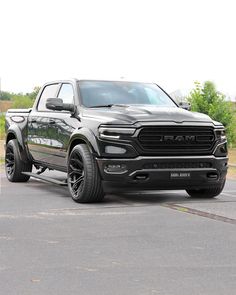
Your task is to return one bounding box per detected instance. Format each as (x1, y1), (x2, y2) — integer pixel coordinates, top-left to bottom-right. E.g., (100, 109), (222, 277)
(5, 79), (228, 203)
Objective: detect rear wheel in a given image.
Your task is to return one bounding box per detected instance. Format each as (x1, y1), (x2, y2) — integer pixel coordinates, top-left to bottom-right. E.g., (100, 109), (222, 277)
(67, 144), (104, 203)
(5, 139), (32, 182)
(186, 180), (226, 198)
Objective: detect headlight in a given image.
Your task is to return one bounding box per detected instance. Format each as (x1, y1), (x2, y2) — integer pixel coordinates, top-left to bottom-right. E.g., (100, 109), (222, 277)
(215, 129), (227, 142)
(98, 127), (136, 140)
(214, 129), (227, 156)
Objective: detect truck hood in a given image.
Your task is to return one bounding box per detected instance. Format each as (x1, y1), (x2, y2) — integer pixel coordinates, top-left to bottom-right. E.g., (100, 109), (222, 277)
(82, 105), (216, 125)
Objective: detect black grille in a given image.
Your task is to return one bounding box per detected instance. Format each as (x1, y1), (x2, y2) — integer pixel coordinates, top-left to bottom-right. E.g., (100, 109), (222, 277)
(138, 126), (215, 155)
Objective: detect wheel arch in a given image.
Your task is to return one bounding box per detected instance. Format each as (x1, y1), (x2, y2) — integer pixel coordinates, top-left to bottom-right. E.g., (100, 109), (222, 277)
(67, 128), (101, 160)
(6, 126), (31, 163)
(6, 132), (16, 143)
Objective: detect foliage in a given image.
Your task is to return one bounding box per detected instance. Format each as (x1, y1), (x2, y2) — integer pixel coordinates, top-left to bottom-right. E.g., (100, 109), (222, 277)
(0, 114), (5, 139)
(26, 86), (40, 100)
(188, 81), (236, 145)
(0, 86), (40, 109)
(0, 91), (12, 100)
(0, 87), (39, 137)
(11, 94), (34, 109)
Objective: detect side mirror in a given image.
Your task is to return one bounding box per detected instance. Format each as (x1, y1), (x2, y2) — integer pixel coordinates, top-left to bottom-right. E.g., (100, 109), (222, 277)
(46, 98), (75, 112)
(179, 102), (191, 111)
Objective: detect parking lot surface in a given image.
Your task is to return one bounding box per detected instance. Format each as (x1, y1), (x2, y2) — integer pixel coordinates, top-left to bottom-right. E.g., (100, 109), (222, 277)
(0, 169), (236, 295)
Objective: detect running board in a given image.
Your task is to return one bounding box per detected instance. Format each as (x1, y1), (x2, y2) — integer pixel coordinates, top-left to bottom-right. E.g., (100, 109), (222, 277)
(22, 172), (68, 186)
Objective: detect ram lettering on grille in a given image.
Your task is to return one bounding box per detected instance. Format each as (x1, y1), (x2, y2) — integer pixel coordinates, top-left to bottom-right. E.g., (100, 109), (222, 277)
(161, 135), (196, 142)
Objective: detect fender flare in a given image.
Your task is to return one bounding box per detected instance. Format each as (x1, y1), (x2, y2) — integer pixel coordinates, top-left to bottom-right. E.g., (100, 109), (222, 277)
(67, 128), (101, 160)
(6, 125), (30, 162)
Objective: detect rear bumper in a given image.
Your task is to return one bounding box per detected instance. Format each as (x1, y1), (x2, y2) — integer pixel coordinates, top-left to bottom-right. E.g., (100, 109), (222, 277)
(96, 155), (228, 193)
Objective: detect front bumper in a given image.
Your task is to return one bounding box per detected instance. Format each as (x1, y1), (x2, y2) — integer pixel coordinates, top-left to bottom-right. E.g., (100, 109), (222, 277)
(96, 155), (228, 192)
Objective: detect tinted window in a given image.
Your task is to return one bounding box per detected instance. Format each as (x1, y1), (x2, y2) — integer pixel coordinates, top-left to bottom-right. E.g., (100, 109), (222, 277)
(58, 84), (74, 104)
(78, 81), (176, 108)
(38, 84), (59, 111)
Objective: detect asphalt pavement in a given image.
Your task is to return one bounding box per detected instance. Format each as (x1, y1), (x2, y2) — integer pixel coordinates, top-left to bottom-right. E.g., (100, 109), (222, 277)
(0, 169), (236, 295)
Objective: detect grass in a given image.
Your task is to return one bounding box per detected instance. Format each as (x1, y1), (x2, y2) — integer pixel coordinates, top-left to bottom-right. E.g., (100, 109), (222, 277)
(228, 148), (236, 164)
(228, 167), (236, 179)
(0, 114), (5, 140)
(228, 148), (236, 179)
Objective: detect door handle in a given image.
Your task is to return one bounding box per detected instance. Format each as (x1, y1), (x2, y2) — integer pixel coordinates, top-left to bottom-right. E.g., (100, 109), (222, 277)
(49, 119), (56, 125)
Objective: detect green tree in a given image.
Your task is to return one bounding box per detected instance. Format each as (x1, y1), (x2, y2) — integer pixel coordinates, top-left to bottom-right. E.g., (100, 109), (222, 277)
(188, 81), (236, 145)
(27, 86), (40, 100)
(0, 91), (12, 100)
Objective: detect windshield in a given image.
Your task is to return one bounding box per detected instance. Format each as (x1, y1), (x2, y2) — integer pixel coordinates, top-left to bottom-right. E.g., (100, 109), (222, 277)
(78, 81), (177, 108)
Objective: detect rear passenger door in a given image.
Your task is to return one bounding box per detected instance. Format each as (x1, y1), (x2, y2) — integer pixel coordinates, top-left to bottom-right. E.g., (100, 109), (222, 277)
(28, 83), (60, 163)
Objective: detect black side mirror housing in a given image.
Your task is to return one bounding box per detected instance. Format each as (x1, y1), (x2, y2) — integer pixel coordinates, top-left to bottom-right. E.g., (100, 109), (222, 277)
(179, 102), (191, 111)
(46, 98), (75, 112)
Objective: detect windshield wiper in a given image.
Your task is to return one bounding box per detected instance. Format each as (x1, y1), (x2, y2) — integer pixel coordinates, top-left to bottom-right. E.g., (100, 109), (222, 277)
(89, 104), (129, 108)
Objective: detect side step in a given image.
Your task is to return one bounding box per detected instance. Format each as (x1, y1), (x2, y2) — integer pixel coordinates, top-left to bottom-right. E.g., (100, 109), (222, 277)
(22, 172), (68, 186)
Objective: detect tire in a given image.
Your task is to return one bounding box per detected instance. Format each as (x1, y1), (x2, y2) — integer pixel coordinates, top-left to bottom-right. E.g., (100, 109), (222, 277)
(5, 139), (32, 182)
(186, 180), (226, 198)
(67, 144), (104, 203)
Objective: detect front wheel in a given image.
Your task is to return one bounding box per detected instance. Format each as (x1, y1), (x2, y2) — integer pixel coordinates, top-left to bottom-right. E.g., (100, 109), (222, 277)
(186, 180), (226, 198)
(67, 144), (104, 203)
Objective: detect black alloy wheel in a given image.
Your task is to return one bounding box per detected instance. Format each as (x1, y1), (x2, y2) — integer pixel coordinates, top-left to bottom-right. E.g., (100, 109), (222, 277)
(68, 149), (85, 198)
(67, 144), (104, 203)
(5, 143), (15, 178)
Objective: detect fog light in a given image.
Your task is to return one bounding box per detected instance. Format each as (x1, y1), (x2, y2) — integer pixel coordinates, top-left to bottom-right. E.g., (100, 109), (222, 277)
(105, 146), (126, 154)
(104, 164), (127, 174)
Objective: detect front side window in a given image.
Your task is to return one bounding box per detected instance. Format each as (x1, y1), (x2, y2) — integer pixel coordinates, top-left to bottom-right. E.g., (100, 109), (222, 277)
(78, 81), (177, 108)
(58, 83), (74, 104)
(37, 84), (59, 111)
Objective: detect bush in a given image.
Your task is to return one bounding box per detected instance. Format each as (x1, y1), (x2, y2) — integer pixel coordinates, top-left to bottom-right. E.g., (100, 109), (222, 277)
(188, 81), (236, 146)
(12, 95), (34, 109)
(0, 114), (5, 139)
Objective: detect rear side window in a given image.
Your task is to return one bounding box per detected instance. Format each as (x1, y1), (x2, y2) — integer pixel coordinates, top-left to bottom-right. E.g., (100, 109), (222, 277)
(37, 84), (59, 111)
(58, 83), (74, 104)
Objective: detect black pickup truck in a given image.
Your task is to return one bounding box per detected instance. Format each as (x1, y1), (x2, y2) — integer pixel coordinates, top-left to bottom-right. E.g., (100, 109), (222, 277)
(5, 79), (228, 203)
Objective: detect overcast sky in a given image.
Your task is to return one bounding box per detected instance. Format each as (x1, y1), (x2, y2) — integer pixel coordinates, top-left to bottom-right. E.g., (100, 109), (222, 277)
(0, 0), (236, 99)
